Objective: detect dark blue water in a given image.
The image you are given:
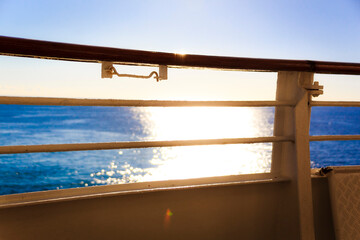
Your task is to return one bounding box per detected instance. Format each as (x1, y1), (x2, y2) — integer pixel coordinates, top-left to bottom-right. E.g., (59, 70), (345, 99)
(0, 105), (155, 195)
(0, 105), (359, 195)
(310, 107), (360, 167)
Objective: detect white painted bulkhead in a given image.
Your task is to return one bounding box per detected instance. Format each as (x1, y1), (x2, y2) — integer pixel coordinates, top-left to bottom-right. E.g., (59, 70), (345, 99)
(0, 175), (335, 240)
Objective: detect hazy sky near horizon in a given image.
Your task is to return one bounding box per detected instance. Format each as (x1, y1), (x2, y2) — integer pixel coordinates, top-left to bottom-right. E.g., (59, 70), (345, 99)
(0, 0), (359, 100)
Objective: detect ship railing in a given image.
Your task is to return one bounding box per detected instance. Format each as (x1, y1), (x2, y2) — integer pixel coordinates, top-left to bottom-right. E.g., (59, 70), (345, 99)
(0, 96), (294, 154)
(309, 101), (360, 142)
(0, 97), (359, 154)
(1, 36), (360, 240)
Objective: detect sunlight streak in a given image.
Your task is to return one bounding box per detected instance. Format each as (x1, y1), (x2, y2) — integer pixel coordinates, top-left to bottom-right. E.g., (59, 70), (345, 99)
(91, 107), (274, 184)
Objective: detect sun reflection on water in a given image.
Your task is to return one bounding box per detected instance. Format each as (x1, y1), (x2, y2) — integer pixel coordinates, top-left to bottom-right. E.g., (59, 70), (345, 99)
(90, 107), (274, 185)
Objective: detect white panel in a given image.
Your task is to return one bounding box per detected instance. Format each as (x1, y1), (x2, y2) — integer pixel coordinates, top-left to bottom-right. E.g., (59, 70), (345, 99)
(327, 167), (360, 240)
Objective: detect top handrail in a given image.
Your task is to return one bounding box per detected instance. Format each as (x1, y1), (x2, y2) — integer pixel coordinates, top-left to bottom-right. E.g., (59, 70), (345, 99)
(1, 36), (360, 75)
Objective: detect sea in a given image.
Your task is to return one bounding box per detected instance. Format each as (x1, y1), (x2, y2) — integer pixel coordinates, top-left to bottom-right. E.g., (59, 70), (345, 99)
(0, 105), (359, 195)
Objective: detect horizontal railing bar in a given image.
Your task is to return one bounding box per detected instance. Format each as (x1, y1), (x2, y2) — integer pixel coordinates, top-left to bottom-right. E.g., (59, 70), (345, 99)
(1, 36), (360, 74)
(311, 101), (360, 107)
(0, 136), (293, 154)
(310, 135), (360, 141)
(0, 96), (295, 107)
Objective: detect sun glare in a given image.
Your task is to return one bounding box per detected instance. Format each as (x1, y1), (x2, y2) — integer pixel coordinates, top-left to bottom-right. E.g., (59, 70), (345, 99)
(131, 107), (272, 181)
(90, 107), (273, 185)
(138, 107), (255, 140)
(174, 50), (187, 56)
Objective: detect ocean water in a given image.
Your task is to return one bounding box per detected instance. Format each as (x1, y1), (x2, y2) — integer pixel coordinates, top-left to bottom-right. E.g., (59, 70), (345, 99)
(0, 105), (359, 195)
(310, 107), (360, 166)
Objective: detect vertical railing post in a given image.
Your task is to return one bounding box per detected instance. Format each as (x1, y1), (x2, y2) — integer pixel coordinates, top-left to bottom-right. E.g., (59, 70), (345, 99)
(272, 72), (315, 240)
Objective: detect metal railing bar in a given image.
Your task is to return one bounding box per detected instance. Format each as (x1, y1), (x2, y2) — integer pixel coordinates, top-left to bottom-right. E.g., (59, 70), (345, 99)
(0, 96), (295, 107)
(311, 101), (360, 107)
(310, 135), (360, 141)
(0, 136), (293, 154)
(1, 36), (360, 75)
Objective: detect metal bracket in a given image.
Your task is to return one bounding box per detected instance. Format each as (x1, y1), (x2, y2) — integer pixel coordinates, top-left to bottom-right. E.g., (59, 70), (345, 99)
(101, 62), (168, 82)
(101, 62), (113, 78)
(158, 65), (168, 81)
(302, 81), (324, 97)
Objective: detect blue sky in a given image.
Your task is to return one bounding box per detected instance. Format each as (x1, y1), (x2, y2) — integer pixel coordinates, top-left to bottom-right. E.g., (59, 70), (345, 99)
(0, 0), (359, 100)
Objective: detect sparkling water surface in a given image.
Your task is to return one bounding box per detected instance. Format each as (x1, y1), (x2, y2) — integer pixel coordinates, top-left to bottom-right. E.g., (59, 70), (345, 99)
(0, 105), (359, 195)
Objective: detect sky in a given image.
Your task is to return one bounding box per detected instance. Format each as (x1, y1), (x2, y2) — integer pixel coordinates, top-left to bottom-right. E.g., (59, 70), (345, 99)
(0, 0), (359, 100)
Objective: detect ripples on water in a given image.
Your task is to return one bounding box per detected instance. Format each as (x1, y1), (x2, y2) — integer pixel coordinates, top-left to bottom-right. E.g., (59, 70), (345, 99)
(0, 105), (273, 194)
(1, 105), (359, 195)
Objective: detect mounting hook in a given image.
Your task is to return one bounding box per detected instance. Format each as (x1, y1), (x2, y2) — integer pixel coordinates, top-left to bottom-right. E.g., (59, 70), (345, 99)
(101, 62), (168, 82)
